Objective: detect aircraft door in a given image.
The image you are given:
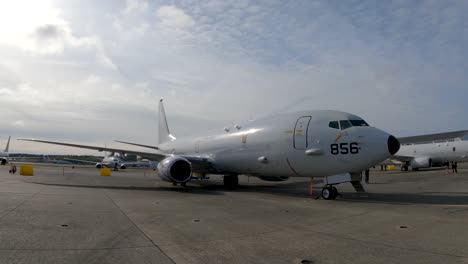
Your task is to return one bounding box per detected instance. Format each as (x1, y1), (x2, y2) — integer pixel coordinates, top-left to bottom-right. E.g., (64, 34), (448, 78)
(294, 116), (311, 149)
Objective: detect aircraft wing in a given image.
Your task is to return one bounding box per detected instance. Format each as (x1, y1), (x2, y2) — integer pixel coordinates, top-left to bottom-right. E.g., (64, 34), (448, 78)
(18, 139), (167, 160)
(391, 155), (414, 162)
(398, 130), (468, 145)
(115, 140), (159, 150)
(63, 158), (100, 164)
(17, 138), (216, 172)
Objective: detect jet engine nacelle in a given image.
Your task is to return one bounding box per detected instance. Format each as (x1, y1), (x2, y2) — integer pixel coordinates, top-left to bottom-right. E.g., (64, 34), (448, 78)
(410, 157), (432, 169)
(95, 163), (102, 168)
(257, 176), (290, 182)
(157, 156), (192, 183)
(120, 164), (127, 169)
(1, 158), (7, 165)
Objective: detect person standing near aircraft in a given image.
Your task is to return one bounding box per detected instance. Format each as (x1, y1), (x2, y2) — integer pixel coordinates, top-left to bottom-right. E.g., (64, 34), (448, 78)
(364, 168), (370, 184)
(452, 161), (458, 173)
(10, 163), (16, 174)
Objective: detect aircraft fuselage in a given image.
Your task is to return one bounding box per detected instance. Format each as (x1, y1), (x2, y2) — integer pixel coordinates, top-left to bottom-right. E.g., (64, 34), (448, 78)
(158, 110), (396, 177)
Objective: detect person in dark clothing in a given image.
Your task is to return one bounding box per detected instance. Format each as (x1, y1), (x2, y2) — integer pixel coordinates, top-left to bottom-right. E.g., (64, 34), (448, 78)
(452, 161), (458, 173)
(364, 169), (370, 184)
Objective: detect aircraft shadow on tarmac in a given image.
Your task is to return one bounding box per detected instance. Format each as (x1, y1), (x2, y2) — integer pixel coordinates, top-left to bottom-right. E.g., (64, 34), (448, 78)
(30, 182), (224, 196)
(30, 180), (468, 205)
(335, 191), (468, 205)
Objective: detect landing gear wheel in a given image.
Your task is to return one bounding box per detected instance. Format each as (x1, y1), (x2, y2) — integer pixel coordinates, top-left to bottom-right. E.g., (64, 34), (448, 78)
(223, 175), (239, 188)
(181, 182), (187, 187)
(321, 187), (334, 200)
(401, 165), (409, 171)
(331, 187), (338, 199)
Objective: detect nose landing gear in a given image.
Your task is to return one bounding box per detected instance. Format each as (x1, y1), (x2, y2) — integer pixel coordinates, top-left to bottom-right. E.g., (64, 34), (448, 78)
(321, 186), (339, 200)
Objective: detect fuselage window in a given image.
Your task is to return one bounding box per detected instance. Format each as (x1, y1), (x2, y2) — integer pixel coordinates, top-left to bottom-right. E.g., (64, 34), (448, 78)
(339, 120), (352, 130)
(350, 120), (369, 126)
(329, 121), (339, 129)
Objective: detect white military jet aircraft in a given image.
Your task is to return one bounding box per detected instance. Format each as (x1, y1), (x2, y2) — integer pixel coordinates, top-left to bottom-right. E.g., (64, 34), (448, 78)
(390, 130), (468, 171)
(19, 100), (399, 199)
(0, 136), (11, 165)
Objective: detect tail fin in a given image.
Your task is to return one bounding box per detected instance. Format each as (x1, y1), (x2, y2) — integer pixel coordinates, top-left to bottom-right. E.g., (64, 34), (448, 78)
(4, 136), (10, 153)
(158, 99), (176, 144)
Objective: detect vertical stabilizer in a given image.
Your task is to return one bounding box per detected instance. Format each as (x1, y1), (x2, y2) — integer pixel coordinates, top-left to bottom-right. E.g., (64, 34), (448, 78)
(4, 136), (10, 153)
(158, 99), (176, 144)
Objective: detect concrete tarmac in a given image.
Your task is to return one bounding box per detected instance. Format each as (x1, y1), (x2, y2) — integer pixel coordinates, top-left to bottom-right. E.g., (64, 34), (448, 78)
(0, 163), (467, 264)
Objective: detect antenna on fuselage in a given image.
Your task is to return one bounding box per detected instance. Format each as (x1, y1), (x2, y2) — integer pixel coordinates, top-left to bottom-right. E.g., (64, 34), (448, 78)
(158, 99), (176, 144)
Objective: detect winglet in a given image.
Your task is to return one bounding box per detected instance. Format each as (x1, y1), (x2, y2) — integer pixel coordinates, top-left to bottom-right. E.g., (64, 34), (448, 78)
(4, 136), (10, 153)
(158, 99), (176, 144)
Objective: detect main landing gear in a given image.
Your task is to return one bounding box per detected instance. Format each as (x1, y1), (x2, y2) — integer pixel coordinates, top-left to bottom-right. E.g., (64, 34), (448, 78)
(172, 182), (187, 187)
(321, 185), (339, 200)
(401, 165), (409, 171)
(223, 174), (239, 188)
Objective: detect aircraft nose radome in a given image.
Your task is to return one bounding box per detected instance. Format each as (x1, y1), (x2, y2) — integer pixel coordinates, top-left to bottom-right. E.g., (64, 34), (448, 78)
(387, 135), (400, 155)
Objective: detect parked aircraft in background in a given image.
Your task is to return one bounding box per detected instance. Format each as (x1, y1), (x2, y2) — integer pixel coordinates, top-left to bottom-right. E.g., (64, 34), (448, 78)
(19, 100), (399, 199)
(0, 136), (11, 165)
(64, 152), (133, 169)
(390, 130), (468, 171)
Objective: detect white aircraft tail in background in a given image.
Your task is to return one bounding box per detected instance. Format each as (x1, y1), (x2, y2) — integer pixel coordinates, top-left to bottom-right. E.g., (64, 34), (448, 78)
(1, 136), (11, 165)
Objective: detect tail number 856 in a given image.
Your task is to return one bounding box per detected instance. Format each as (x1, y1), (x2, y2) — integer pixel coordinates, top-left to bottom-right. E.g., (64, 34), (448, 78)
(331, 142), (359, 155)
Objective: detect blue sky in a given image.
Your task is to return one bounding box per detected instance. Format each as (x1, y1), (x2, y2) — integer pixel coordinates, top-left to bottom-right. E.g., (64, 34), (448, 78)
(0, 0), (467, 154)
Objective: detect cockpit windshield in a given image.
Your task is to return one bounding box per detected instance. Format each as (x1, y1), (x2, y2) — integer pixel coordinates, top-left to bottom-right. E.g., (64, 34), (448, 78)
(329, 119), (369, 130)
(349, 120), (369, 127)
(339, 120), (352, 130)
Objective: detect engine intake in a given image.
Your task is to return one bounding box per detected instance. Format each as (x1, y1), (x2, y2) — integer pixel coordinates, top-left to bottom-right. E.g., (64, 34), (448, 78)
(157, 156), (192, 183)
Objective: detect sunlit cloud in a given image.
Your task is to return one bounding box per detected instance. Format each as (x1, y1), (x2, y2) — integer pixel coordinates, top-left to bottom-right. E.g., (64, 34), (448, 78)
(0, 0), (467, 154)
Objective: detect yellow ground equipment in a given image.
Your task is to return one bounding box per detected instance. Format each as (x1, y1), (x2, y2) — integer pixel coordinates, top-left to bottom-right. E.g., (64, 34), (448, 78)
(19, 165), (34, 176)
(100, 168), (111, 177)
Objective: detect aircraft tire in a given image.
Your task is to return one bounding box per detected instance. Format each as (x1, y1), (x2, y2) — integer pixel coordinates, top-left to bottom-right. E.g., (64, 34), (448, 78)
(321, 187), (335, 200)
(331, 187), (338, 199)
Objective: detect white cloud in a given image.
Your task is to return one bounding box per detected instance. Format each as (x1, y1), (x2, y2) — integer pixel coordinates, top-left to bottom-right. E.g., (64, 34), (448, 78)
(83, 75), (101, 86)
(156, 5), (194, 29)
(123, 0), (148, 15)
(13, 120), (25, 127)
(0, 88), (13, 96)
(1, 0), (468, 154)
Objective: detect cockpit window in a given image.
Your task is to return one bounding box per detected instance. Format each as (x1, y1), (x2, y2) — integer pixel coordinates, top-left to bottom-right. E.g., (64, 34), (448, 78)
(329, 121), (339, 129)
(349, 120), (369, 127)
(339, 120), (352, 130)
